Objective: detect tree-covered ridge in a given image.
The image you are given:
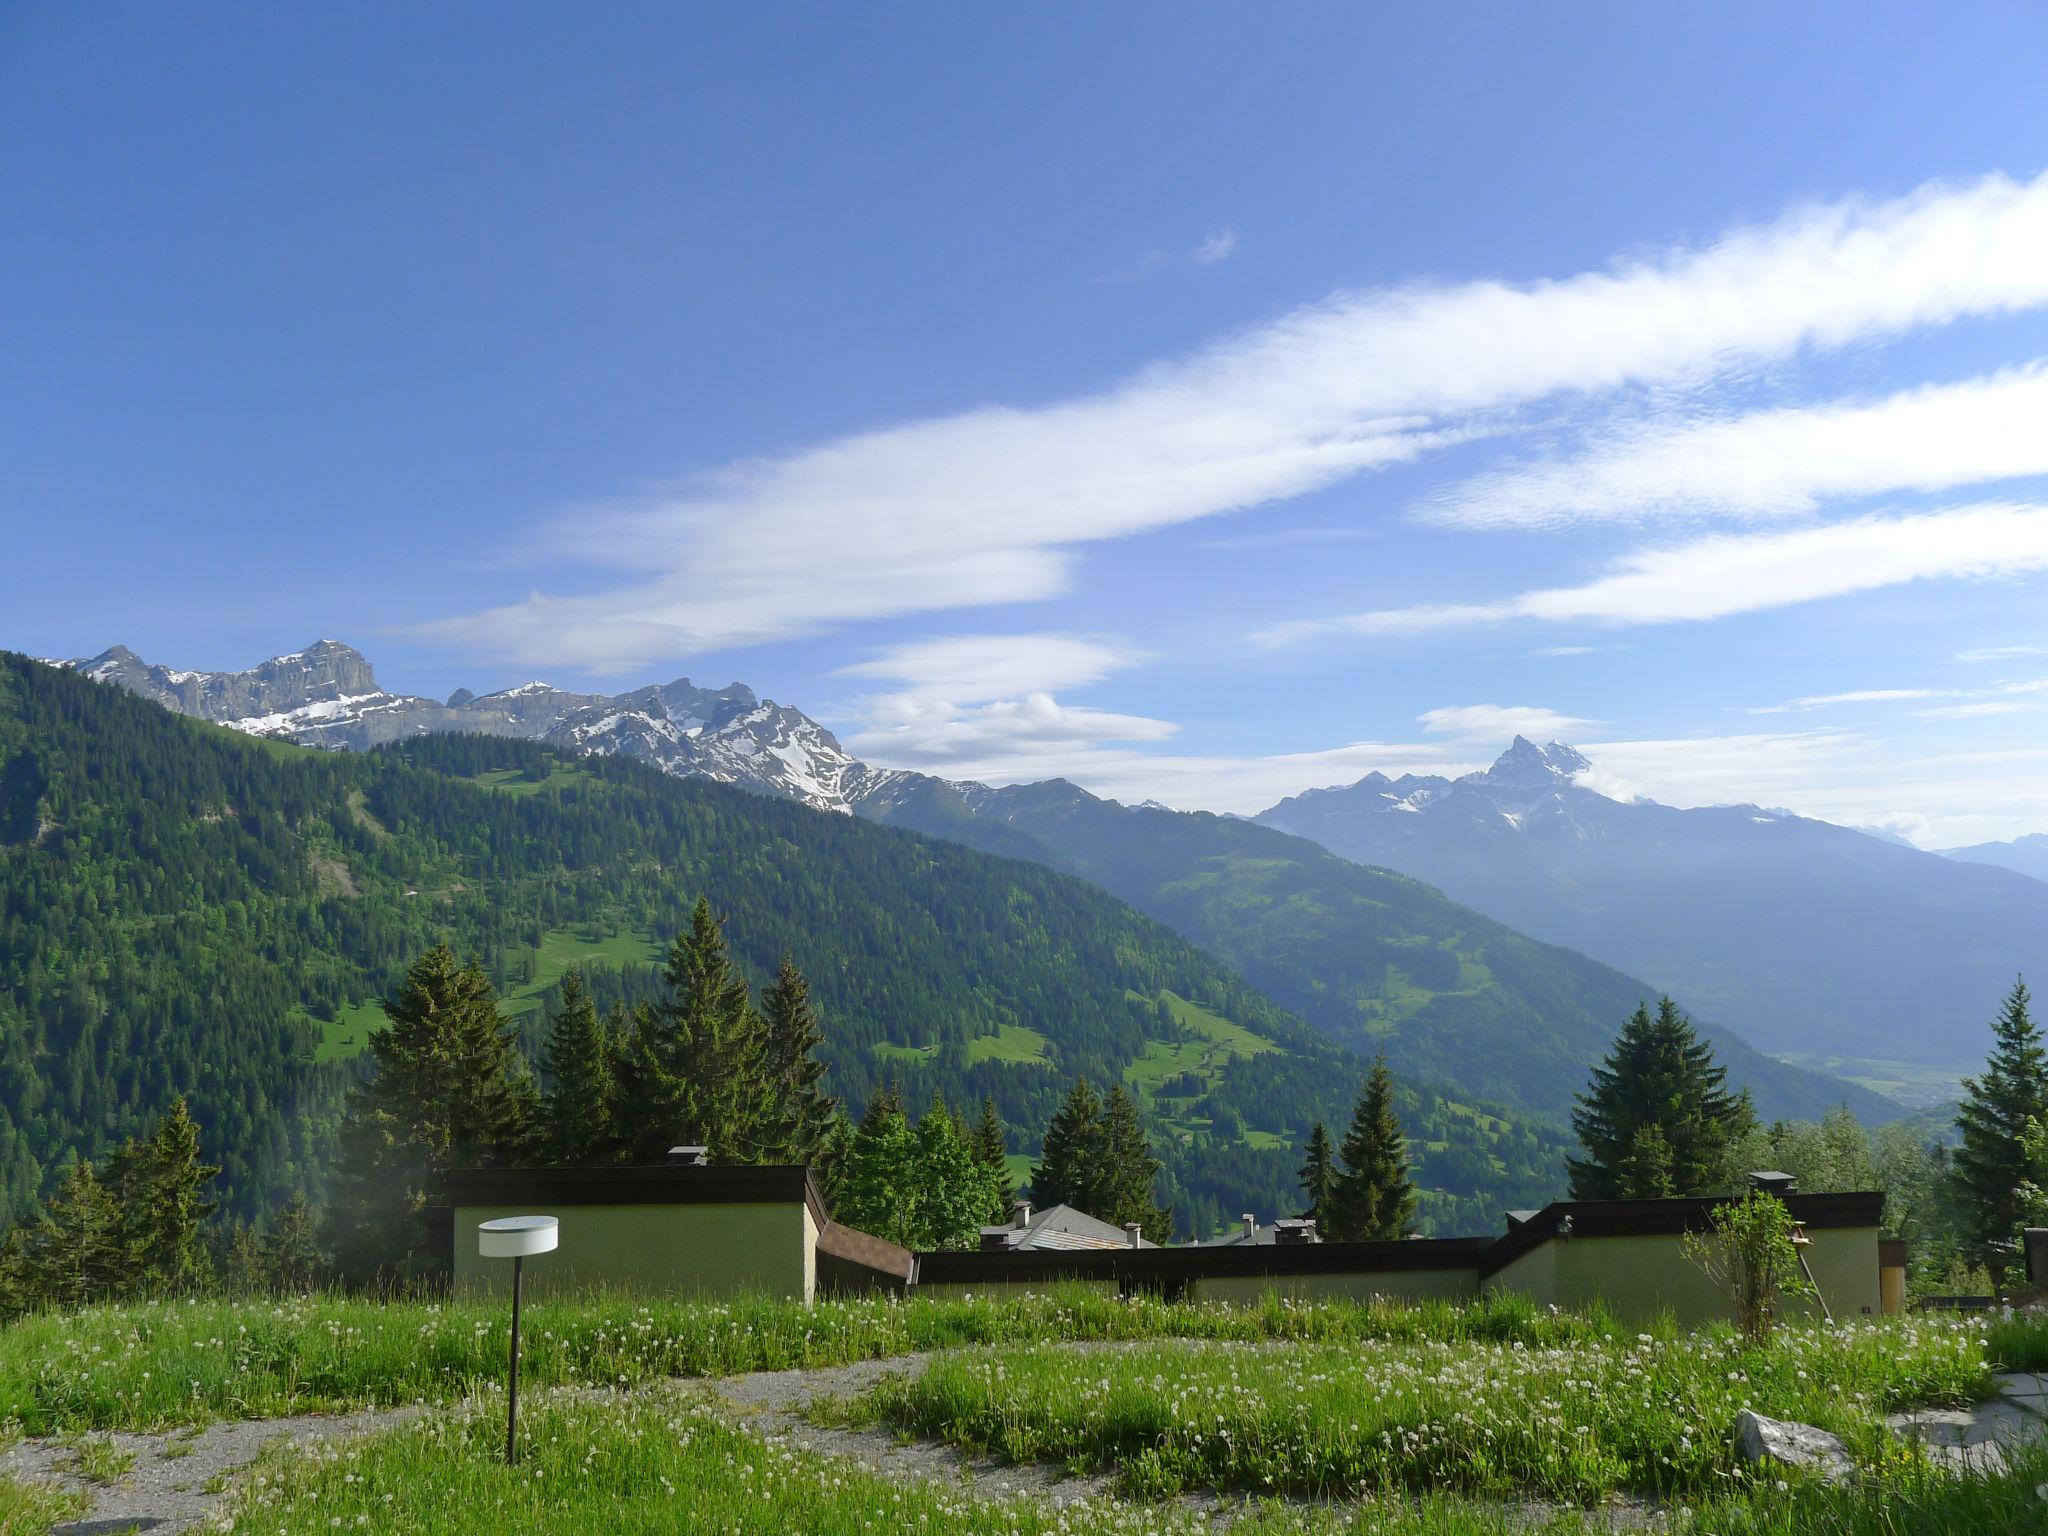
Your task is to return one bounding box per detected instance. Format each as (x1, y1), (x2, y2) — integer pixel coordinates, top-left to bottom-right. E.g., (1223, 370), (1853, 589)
(0, 653), (1567, 1237)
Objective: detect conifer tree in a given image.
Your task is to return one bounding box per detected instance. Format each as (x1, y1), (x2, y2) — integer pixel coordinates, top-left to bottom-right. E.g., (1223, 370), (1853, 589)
(760, 954), (839, 1168)
(265, 1192), (325, 1293)
(217, 1219), (268, 1296)
(1952, 977), (2048, 1281)
(832, 1090), (915, 1244)
(1297, 1120), (1338, 1231)
(22, 1161), (125, 1311)
(328, 945), (536, 1278)
(1569, 997), (1753, 1200)
(541, 968), (617, 1164)
(901, 1093), (1008, 1249)
(614, 899), (775, 1163)
(969, 1097), (1013, 1216)
(1095, 1084), (1170, 1240)
(1031, 1078), (1105, 1212)
(1330, 1055), (1417, 1241)
(1614, 1123), (1678, 1199)
(118, 1097), (221, 1292)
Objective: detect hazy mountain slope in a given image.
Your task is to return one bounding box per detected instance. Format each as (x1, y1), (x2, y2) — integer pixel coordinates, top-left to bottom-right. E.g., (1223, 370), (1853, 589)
(0, 653), (1568, 1236)
(1940, 832), (2048, 887)
(858, 775), (1891, 1125)
(1257, 740), (2048, 1068)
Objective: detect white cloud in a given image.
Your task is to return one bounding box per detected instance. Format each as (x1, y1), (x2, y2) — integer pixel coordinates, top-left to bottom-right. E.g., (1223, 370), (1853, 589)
(1957, 643), (2048, 662)
(1426, 363), (2048, 528)
(1415, 703), (1598, 740)
(1260, 502), (2048, 645)
(1751, 688), (1939, 714)
(1913, 699), (2037, 720)
(835, 633), (1144, 704)
(1192, 228), (1239, 264)
(417, 169), (2048, 670)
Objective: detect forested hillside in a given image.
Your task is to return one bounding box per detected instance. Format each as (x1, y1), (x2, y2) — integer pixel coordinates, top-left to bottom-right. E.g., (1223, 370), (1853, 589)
(861, 778), (1892, 1125)
(0, 655), (1568, 1238)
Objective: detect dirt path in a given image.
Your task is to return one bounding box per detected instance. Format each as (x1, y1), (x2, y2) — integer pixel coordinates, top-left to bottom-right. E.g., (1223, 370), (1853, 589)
(12, 1360), (2043, 1533)
(4, 1404), (423, 1534)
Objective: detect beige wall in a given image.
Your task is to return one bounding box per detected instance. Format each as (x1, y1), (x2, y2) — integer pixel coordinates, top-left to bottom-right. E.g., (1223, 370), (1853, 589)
(1484, 1227), (1881, 1328)
(1189, 1268), (1477, 1306)
(452, 1201), (814, 1303)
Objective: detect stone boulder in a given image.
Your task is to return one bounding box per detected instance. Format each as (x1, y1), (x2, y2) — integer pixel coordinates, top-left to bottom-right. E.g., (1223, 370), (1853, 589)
(1733, 1409), (1855, 1484)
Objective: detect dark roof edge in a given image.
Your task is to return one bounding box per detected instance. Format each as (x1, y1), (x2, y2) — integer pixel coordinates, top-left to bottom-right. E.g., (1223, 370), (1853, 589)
(444, 1164), (831, 1230)
(917, 1235), (1491, 1285)
(1476, 1190), (1886, 1278)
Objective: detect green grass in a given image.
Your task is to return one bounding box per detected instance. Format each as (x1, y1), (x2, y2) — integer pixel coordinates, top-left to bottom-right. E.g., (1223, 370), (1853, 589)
(466, 764), (593, 797)
(215, 1384), (2048, 1536)
(1124, 989), (1284, 1101)
(0, 1474), (88, 1534)
(304, 998), (386, 1065)
(501, 927), (665, 1018)
(846, 1316), (2002, 1503)
(221, 1389), (1216, 1536)
(0, 1290), (1608, 1436)
(875, 1022), (1052, 1068)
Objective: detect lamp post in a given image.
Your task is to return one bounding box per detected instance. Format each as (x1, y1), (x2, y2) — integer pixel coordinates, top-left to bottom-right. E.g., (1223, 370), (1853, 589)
(478, 1215), (558, 1465)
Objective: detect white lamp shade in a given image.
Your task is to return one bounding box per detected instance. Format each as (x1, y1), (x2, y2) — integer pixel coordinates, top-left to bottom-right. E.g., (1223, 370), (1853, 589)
(478, 1214), (559, 1259)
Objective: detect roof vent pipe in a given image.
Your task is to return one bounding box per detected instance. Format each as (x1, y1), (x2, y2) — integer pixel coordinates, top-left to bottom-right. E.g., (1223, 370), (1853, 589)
(1242, 1213), (1256, 1240)
(1123, 1221), (1142, 1248)
(1012, 1199), (1032, 1229)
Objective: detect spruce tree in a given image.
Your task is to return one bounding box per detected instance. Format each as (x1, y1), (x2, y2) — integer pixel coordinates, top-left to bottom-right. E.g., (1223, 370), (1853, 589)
(832, 1090), (915, 1244)
(1568, 997), (1753, 1200)
(1297, 1121), (1338, 1231)
(760, 954), (839, 1168)
(1330, 1055), (1417, 1241)
(265, 1192), (325, 1293)
(1952, 977), (2048, 1281)
(615, 899), (776, 1163)
(1031, 1078), (1105, 1212)
(23, 1161), (125, 1311)
(969, 1097), (1013, 1216)
(1615, 1123), (1678, 1198)
(328, 945), (535, 1279)
(118, 1097), (221, 1292)
(541, 968), (617, 1164)
(905, 1094), (1008, 1249)
(1095, 1083), (1170, 1240)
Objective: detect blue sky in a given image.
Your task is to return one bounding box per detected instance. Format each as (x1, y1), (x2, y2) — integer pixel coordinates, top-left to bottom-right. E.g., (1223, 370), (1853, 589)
(6, 4), (2048, 842)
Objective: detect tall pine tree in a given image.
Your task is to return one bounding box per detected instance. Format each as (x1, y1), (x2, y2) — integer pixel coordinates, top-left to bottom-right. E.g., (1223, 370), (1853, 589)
(541, 968), (617, 1164)
(1031, 1079), (1105, 1212)
(1297, 1121), (1338, 1232)
(1568, 997), (1753, 1200)
(113, 1097), (221, 1293)
(614, 899), (776, 1163)
(1095, 1084), (1170, 1240)
(1952, 977), (2048, 1281)
(1329, 1055), (1417, 1241)
(969, 1097), (1013, 1216)
(760, 954), (839, 1168)
(327, 945), (536, 1279)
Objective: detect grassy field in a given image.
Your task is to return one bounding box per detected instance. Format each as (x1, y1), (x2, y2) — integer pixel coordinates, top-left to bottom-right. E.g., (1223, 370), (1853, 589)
(0, 1291), (1616, 1436)
(4, 1294), (2044, 1535)
(875, 1022), (1053, 1069)
(1124, 989), (1284, 1102)
(844, 1318), (2001, 1503)
(465, 764), (595, 797)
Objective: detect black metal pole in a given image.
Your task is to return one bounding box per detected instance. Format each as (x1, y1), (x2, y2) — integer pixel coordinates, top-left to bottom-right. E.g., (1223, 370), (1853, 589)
(506, 1254), (524, 1465)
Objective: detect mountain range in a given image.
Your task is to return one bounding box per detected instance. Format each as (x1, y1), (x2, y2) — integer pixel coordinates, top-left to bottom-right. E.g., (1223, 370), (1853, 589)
(1256, 739), (2048, 1069)
(49, 642), (1901, 1125)
(1940, 831), (2048, 887)
(0, 650), (1576, 1238)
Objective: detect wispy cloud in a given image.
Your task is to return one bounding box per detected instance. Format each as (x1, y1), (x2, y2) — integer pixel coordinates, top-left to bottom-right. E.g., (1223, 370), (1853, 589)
(1750, 676), (2048, 716)
(1258, 502), (2048, 646)
(1752, 688), (1939, 714)
(416, 169), (2048, 671)
(1191, 228), (1238, 264)
(1416, 703), (1598, 740)
(1425, 363), (2048, 529)
(1957, 643), (2048, 662)
(835, 633), (1144, 703)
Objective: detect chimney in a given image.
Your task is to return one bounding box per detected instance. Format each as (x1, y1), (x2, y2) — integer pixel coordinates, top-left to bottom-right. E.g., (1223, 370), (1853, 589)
(667, 1145), (709, 1167)
(1123, 1221), (1142, 1248)
(1241, 1213), (1257, 1241)
(1749, 1170), (1797, 1198)
(1273, 1218), (1318, 1246)
(1011, 1199), (1032, 1230)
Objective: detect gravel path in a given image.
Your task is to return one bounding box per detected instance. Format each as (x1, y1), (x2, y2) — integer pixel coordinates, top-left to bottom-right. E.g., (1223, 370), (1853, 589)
(3, 1404), (424, 1534)
(9, 1357), (2041, 1532)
